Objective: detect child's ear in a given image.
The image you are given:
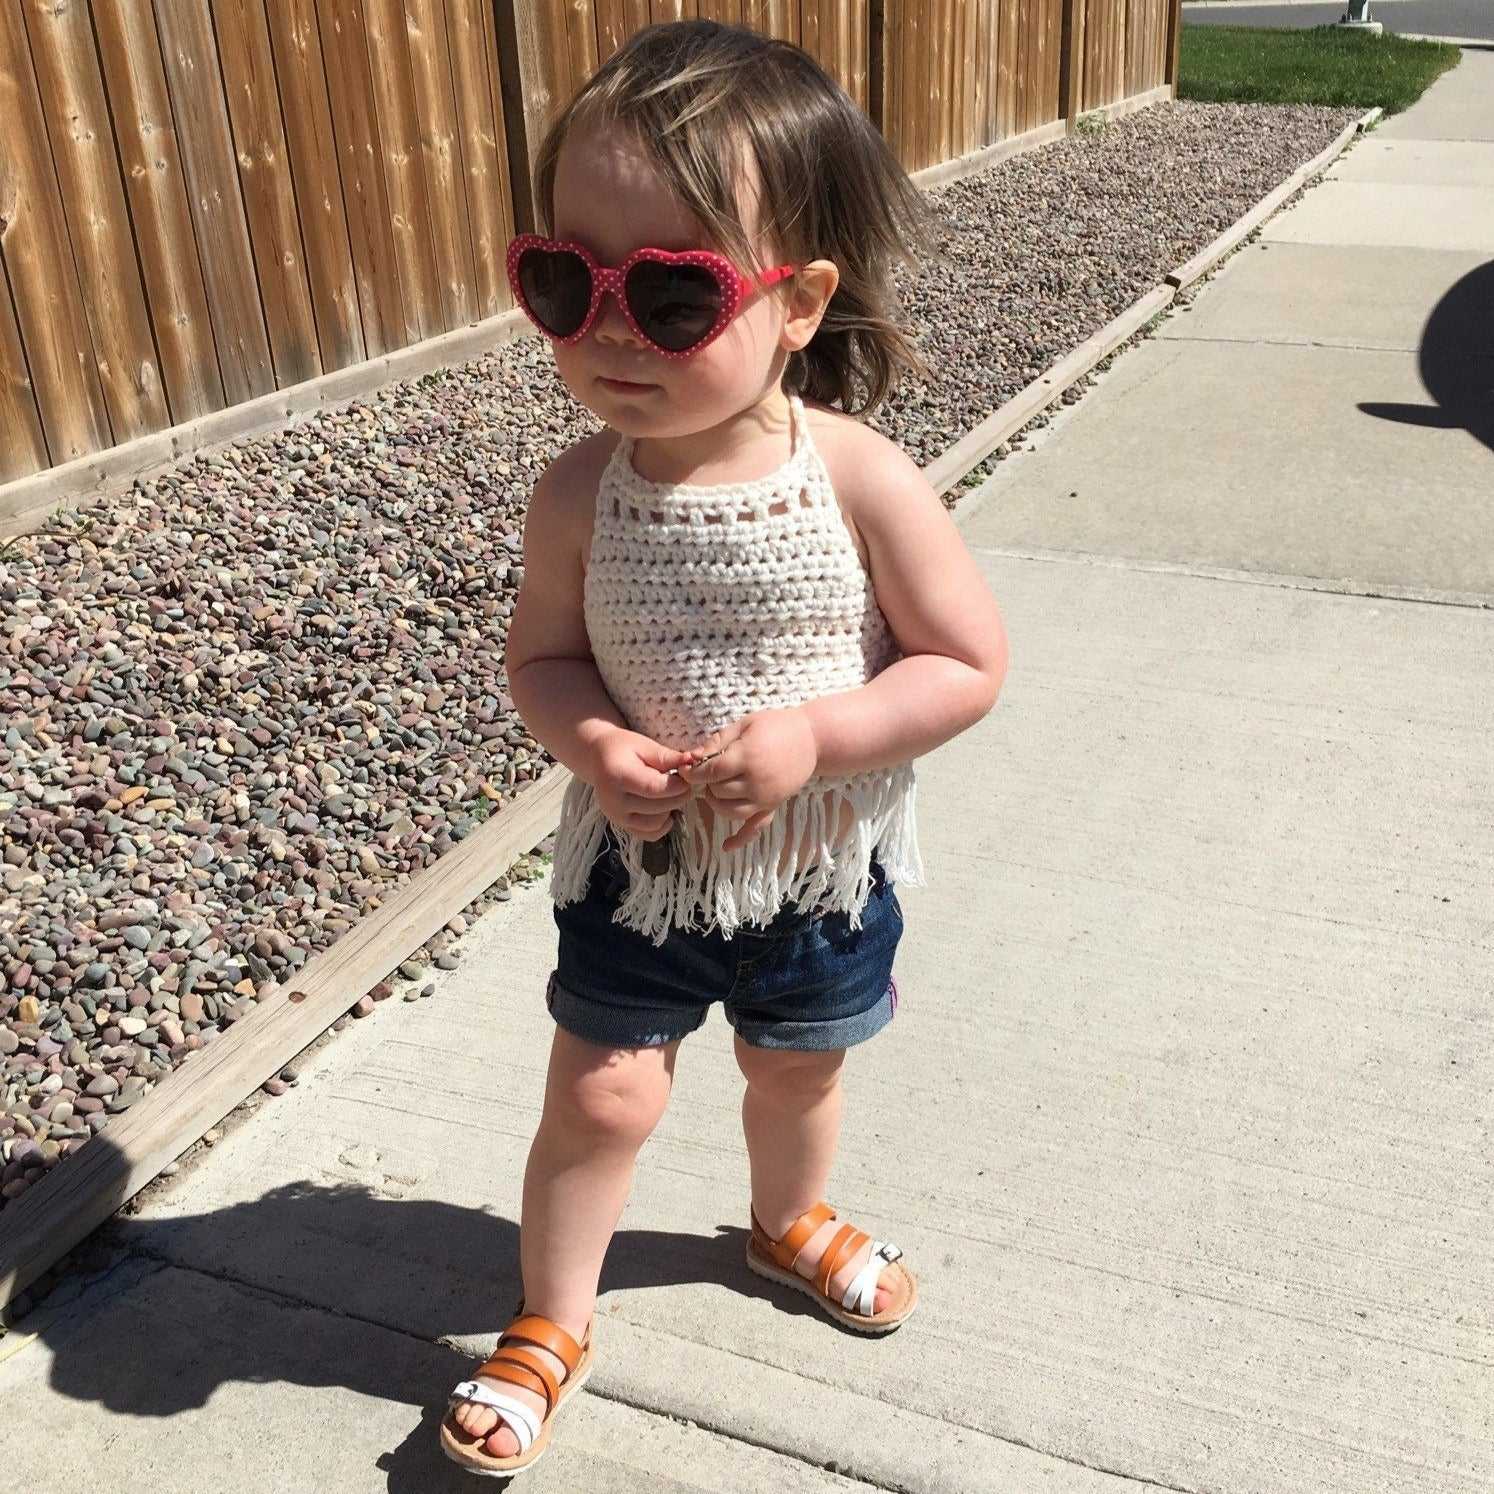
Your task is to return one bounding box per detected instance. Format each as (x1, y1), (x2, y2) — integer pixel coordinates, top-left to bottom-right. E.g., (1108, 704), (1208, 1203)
(781, 259), (839, 351)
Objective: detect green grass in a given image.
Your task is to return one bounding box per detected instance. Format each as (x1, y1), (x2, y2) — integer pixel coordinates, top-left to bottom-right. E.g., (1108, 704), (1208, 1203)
(1179, 25), (1461, 114)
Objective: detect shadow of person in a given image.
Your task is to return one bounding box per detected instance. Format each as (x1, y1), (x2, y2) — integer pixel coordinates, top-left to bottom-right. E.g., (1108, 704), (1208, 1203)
(1358, 258), (1494, 454)
(6, 1130), (804, 1491)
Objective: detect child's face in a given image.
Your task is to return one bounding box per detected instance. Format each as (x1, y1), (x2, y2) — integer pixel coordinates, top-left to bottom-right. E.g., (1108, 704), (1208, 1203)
(549, 125), (797, 436)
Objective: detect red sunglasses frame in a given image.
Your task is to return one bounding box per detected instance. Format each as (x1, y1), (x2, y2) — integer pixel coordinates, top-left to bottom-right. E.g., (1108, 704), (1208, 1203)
(505, 234), (798, 360)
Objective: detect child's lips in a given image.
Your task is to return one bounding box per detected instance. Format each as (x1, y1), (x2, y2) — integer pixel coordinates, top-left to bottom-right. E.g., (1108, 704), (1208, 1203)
(598, 375), (657, 392)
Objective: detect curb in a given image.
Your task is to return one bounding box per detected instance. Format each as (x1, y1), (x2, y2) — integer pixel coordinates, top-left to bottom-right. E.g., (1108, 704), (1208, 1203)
(1397, 33), (1494, 49)
(1166, 107), (1378, 292)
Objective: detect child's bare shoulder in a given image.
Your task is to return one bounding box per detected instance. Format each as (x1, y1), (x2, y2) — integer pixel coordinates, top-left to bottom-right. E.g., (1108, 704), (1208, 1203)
(529, 429), (621, 553)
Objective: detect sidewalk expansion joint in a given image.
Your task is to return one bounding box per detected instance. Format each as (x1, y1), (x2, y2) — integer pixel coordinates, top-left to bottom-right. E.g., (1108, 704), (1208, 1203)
(589, 1377), (1200, 1494)
(970, 544), (1494, 610)
(1159, 332), (1429, 357)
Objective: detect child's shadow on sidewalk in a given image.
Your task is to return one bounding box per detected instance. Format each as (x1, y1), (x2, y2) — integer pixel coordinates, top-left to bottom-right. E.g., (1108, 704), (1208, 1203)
(24, 1135), (806, 1492)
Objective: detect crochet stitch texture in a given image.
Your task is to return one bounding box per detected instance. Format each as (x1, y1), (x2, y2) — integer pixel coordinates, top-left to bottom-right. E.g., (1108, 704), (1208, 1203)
(549, 392), (924, 942)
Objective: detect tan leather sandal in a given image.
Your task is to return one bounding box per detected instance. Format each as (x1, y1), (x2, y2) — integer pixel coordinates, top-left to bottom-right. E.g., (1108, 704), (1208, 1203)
(439, 1311), (594, 1477)
(747, 1200), (918, 1333)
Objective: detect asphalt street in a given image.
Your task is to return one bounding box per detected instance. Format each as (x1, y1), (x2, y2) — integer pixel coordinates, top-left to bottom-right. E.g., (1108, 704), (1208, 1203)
(1182, 0), (1494, 39)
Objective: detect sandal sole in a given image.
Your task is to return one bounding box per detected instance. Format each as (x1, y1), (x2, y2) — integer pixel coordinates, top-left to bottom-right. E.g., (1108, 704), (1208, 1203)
(746, 1241), (917, 1334)
(439, 1345), (594, 1477)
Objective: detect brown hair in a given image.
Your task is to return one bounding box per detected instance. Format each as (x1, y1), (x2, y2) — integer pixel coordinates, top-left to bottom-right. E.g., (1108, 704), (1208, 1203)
(530, 19), (935, 416)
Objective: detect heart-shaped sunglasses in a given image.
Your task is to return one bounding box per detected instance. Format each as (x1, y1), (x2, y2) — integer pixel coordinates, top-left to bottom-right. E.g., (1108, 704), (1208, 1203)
(506, 234), (798, 359)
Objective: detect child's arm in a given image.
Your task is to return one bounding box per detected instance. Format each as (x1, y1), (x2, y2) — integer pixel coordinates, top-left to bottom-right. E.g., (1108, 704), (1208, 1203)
(800, 431), (1008, 774)
(505, 447), (691, 837)
(504, 448), (629, 773)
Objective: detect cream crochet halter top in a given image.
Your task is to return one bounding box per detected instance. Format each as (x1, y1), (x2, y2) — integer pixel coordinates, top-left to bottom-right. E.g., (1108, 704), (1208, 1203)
(549, 392), (923, 943)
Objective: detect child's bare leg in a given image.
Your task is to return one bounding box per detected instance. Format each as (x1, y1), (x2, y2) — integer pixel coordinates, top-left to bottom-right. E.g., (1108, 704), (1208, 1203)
(736, 1036), (898, 1313)
(452, 1028), (679, 1457)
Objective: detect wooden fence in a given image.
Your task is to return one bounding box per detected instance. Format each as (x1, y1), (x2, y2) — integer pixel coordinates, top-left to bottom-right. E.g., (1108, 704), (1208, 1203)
(0, 0), (1179, 492)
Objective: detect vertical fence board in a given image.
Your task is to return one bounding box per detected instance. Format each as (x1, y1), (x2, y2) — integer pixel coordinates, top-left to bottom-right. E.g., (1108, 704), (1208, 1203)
(1019, 0), (1034, 130)
(906, 0), (930, 170)
(1044, 0), (1060, 119)
(746, 0), (795, 41)
(986, 0), (1001, 142)
(997, 0), (1016, 138)
(595, 0), (632, 58)
(0, 3), (110, 461)
(449, 0), (514, 319)
(20, 0), (168, 444)
(1126, 0), (1138, 97)
(562, 0), (600, 100)
(970, 0), (985, 148)
(91, 3), (224, 422)
(967, 0), (981, 143)
(476, 0), (519, 282)
(892, 0), (913, 168)
(265, 0), (365, 369)
(212, 0), (322, 387)
(878, 0), (900, 150)
(363, 0), (444, 340)
(935, 0), (952, 163)
(316, 0), (407, 354)
(0, 260), (47, 480)
(949, 0), (964, 159)
(154, 0), (275, 404)
(405, 0), (477, 329)
(800, 0), (820, 68)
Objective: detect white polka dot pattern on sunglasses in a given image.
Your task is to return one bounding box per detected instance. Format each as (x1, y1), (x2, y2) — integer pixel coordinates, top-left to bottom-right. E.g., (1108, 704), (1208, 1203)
(505, 235), (796, 360)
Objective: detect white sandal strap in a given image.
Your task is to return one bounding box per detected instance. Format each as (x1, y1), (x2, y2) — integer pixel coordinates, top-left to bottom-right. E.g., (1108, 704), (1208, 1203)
(841, 1240), (902, 1316)
(448, 1379), (541, 1453)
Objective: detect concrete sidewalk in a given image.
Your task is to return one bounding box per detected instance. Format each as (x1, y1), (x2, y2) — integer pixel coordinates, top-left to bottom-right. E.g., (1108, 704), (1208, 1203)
(4, 58), (1492, 1494)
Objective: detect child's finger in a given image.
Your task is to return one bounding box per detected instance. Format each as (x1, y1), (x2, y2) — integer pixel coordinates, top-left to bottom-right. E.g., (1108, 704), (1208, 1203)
(627, 776), (690, 812)
(721, 809), (773, 852)
(679, 742), (745, 786)
(705, 795), (760, 821)
(701, 775), (751, 801)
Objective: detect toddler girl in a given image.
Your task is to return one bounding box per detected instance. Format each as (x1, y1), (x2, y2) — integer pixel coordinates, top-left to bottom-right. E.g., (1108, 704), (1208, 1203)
(441, 18), (1007, 1476)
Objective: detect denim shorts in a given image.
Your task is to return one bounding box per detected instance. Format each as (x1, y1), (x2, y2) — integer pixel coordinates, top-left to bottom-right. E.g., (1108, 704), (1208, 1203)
(548, 833), (903, 1052)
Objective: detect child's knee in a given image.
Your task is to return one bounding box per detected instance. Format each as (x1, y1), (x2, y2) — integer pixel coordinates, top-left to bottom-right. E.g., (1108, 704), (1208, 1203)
(547, 1049), (673, 1148)
(735, 1039), (845, 1101)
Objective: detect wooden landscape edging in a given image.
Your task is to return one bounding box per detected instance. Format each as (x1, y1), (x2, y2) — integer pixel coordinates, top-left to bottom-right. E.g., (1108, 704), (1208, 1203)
(1166, 108), (1381, 292)
(924, 285), (1177, 495)
(0, 100), (1376, 1310)
(0, 766), (570, 1307)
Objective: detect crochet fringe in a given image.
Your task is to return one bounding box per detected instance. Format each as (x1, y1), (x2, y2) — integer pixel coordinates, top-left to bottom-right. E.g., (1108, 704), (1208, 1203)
(550, 766), (924, 946)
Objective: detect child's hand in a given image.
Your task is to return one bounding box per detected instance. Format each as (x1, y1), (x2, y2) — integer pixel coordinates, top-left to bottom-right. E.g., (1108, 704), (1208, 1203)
(678, 709), (818, 851)
(589, 729), (693, 842)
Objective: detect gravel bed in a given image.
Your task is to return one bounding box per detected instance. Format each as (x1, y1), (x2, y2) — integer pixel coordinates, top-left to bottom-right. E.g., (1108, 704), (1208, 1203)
(875, 100), (1362, 465)
(0, 99), (1359, 1230)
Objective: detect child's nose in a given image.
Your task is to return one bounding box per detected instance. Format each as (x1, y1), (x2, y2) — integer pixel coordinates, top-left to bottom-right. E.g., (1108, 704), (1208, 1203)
(592, 288), (641, 345)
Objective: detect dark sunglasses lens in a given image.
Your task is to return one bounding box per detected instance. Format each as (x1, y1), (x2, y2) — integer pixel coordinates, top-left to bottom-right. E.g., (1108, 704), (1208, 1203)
(625, 261), (722, 352)
(518, 248), (591, 337)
